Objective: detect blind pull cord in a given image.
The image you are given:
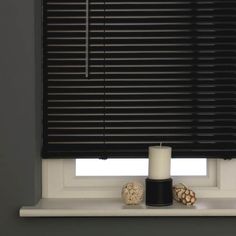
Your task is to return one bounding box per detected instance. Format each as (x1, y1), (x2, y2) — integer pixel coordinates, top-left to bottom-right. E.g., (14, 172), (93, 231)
(102, 0), (107, 159)
(85, 0), (89, 78)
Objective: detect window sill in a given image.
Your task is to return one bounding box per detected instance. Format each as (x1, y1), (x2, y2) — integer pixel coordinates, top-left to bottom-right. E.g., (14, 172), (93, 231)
(20, 198), (236, 217)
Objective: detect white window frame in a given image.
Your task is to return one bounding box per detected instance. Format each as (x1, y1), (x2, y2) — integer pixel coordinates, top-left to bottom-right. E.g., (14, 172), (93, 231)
(42, 159), (236, 199)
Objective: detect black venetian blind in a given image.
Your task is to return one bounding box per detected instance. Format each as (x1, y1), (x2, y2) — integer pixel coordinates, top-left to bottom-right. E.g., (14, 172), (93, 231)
(43, 0), (236, 158)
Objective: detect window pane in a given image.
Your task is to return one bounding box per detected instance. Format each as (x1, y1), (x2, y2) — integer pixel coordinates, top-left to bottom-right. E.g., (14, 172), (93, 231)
(76, 158), (207, 176)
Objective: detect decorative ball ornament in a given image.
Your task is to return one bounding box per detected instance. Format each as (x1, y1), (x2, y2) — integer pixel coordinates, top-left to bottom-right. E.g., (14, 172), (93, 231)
(173, 183), (196, 206)
(121, 182), (144, 205)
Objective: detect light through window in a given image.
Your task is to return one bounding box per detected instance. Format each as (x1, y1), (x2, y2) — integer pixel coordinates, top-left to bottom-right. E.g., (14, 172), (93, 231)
(76, 158), (207, 177)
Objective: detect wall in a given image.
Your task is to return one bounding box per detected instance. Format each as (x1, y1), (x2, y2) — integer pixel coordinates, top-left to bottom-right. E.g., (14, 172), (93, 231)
(0, 1), (236, 235)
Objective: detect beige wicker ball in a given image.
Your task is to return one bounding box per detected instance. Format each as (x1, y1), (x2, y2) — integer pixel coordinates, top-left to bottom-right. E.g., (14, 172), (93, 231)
(121, 182), (144, 205)
(173, 183), (197, 206)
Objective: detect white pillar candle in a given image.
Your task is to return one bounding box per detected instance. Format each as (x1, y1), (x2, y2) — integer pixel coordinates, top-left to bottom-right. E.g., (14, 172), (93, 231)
(148, 145), (172, 180)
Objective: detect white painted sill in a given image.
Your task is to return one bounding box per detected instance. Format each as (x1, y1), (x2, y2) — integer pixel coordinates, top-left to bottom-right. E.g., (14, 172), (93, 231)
(20, 198), (236, 217)
(20, 159), (236, 217)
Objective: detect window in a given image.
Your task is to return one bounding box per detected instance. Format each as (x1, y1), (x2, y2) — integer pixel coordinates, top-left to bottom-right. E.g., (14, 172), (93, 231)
(19, 0), (236, 218)
(43, 0), (236, 159)
(43, 158), (218, 198)
(41, 0), (236, 200)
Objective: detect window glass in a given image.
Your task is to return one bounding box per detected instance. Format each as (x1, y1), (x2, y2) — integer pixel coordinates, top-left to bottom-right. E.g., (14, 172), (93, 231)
(76, 158), (207, 176)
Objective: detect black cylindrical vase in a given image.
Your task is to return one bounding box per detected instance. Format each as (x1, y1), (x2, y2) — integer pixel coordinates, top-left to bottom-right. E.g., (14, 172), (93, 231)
(145, 178), (173, 206)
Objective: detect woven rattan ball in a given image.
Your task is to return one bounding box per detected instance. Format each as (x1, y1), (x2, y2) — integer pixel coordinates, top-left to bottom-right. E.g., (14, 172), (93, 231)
(121, 182), (144, 205)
